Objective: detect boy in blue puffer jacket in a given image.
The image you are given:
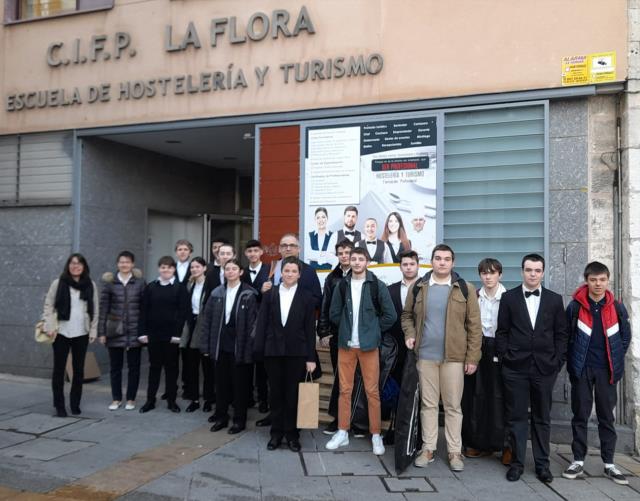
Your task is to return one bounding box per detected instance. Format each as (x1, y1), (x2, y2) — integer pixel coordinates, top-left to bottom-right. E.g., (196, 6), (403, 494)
(562, 262), (631, 485)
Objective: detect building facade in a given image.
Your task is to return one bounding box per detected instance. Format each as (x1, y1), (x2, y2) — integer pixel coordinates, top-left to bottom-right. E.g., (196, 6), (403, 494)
(1, 0), (638, 451)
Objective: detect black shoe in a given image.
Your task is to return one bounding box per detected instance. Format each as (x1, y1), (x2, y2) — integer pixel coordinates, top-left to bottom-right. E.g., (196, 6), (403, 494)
(604, 466), (629, 485)
(185, 401), (200, 413)
(536, 469), (553, 484)
(161, 393), (167, 400)
(210, 420), (228, 432)
(258, 401), (269, 413)
(207, 414), (218, 423)
(506, 466), (523, 482)
(139, 401), (156, 413)
(256, 416), (271, 427)
(287, 439), (301, 452)
(323, 419), (338, 435)
(55, 407), (67, 418)
(352, 426), (367, 438)
(70, 406), (81, 415)
(267, 436), (282, 450)
(167, 401), (181, 413)
(203, 401), (213, 413)
(228, 423), (245, 434)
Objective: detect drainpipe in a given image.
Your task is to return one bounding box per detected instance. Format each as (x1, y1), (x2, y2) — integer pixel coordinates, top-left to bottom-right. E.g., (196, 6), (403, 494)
(615, 97), (623, 302)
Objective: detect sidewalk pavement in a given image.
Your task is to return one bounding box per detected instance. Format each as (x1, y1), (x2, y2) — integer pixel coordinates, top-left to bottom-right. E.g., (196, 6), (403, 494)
(0, 373), (639, 501)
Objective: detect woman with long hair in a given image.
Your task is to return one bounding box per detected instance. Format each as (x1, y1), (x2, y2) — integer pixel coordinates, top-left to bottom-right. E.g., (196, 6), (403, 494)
(381, 212), (412, 263)
(42, 253), (99, 417)
(305, 207), (336, 270)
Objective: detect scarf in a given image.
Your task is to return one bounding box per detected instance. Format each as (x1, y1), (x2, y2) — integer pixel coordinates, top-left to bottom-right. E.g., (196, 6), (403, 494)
(55, 275), (95, 322)
(572, 284), (618, 382)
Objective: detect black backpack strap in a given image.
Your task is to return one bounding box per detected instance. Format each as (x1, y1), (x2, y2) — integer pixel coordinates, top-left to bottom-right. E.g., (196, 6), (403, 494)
(458, 279), (468, 301)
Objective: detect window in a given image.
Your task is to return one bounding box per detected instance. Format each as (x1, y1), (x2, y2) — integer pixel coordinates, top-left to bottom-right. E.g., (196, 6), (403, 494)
(0, 132), (73, 205)
(4, 0), (113, 23)
(443, 104), (546, 289)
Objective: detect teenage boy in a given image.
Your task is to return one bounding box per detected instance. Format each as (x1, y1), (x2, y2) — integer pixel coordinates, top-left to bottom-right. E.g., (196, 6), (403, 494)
(402, 244), (482, 472)
(326, 247), (397, 456)
(200, 258), (259, 434)
(496, 254), (568, 483)
(210, 237), (230, 266)
(174, 239), (193, 285)
(355, 218), (391, 264)
(242, 239), (270, 413)
(562, 262), (631, 485)
(204, 243), (235, 294)
(461, 258), (510, 462)
(138, 256), (190, 413)
(384, 250), (420, 444)
(317, 238), (354, 434)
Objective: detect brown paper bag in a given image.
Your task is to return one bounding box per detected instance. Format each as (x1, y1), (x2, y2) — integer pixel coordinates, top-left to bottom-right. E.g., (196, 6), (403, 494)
(296, 373), (319, 429)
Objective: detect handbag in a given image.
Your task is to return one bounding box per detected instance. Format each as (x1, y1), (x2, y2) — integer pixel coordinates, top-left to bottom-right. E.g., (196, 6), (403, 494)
(35, 320), (56, 344)
(296, 371), (320, 429)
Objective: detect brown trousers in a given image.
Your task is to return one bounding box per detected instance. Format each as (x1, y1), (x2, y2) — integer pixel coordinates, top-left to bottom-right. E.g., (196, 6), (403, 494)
(337, 347), (381, 434)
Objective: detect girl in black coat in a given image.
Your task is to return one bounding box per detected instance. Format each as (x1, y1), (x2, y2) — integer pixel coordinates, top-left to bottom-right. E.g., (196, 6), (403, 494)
(98, 251), (146, 411)
(253, 257), (317, 452)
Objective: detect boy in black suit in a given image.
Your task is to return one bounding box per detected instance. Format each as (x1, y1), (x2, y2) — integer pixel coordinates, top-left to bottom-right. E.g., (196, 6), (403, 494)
(496, 253), (568, 483)
(242, 239), (270, 412)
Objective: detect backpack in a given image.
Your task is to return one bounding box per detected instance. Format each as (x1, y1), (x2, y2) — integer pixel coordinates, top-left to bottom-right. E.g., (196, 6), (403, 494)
(338, 276), (381, 316)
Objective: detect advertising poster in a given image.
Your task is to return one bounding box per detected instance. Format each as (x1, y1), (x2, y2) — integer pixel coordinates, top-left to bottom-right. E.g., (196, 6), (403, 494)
(303, 116), (437, 285)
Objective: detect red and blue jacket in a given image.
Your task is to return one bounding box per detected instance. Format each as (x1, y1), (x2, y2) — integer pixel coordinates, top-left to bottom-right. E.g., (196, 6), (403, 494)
(566, 285), (631, 384)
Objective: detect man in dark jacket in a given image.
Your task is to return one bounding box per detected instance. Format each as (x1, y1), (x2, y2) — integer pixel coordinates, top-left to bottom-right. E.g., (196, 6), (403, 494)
(496, 253), (568, 483)
(326, 247), (396, 456)
(317, 238), (354, 434)
(138, 256), (190, 414)
(562, 261), (631, 485)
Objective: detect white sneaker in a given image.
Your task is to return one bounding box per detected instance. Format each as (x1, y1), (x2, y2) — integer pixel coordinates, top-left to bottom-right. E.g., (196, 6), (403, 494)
(326, 430), (349, 450)
(372, 434), (385, 456)
(108, 401), (121, 411)
(124, 401), (136, 411)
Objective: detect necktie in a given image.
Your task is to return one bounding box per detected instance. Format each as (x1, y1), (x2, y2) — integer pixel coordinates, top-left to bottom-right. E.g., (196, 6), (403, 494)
(525, 289), (540, 298)
(345, 231), (355, 236)
(366, 241), (376, 244)
(249, 269), (257, 275)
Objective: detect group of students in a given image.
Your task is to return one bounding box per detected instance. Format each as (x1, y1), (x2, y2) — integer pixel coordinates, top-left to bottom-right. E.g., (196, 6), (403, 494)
(41, 233), (632, 484)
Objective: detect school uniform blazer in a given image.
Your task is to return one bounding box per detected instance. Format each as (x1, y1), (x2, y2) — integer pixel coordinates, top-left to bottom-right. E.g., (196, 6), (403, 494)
(495, 286), (569, 375)
(203, 264), (222, 299)
(174, 265), (191, 286)
(253, 285), (316, 362)
(241, 263), (270, 300)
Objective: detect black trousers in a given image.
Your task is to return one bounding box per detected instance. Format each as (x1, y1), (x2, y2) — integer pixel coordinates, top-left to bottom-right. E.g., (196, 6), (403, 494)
(502, 363), (557, 472)
(214, 351), (251, 425)
(147, 341), (179, 403)
(248, 361), (269, 403)
(182, 347), (215, 402)
(570, 366), (617, 463)
(264, 356), (307, 441)
(52, 334), (89, 410)
(328, 336), (339, 418)
(108, 346), (142, 402)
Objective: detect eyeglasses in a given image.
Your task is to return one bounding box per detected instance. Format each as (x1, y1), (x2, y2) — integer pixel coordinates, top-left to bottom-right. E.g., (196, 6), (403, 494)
(279, 243), (299, 249)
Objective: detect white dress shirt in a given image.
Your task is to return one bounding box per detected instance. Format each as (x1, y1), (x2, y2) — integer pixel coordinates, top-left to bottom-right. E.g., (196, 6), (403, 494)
(279, 283), (298, 326)
(225, 282), (241, 324)
(191, 280), (204, 315)
(248, 262), (263, 283)
(176, 260), (189, 282)
(478, 284), (506, 338)
(522, 284), (542, 328)
(348, 278), (365, 348)
(159, 276), (176, 286)
(117, 272), (131, 287)
(400, 279), (417, 308)
(363, 240), (392, 264)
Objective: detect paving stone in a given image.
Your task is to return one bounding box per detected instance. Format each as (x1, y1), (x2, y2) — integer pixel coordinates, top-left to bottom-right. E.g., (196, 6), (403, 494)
(328, 477), (405, 501)
(403, 476), (475, 500)
(584, 477), (640, 500)
(261, 477), (334, 501)
(0, 431), (34, 450)
(382, 476), (434, 493)
(0, 412), (79, 434)
(303, 452), (388, 476)
(0, 437), (95, 461)
(0, 464), (69, 493)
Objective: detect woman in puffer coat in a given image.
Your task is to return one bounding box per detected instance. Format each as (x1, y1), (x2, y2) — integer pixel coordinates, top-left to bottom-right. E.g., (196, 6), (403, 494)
(98, 251), (146, 411)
